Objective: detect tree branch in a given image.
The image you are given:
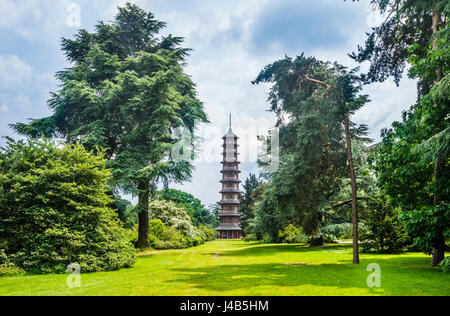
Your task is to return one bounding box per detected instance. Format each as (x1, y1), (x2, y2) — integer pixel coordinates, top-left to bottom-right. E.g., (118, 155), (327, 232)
(305, 75), (330, 89)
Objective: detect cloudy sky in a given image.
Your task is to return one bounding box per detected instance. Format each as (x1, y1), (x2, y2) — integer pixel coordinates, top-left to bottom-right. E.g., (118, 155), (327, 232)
(0, 0), (417, 206)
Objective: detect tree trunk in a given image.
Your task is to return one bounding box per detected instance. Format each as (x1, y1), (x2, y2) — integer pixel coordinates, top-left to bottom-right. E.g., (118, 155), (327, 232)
(432, 238), (445, 267)
(430, 9), (445, 267)
(345, 114), (359, 264)
(137, 181), (150, 249)
(432, 10), (442, 81)
(431, 160), (446, 266)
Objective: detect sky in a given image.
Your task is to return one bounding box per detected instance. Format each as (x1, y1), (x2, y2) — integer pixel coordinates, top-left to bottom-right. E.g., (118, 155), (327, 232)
(0, 0), (418, 206)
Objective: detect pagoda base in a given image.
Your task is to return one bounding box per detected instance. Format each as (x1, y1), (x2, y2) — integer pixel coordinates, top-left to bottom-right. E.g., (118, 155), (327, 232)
(216, 230), (242, 239)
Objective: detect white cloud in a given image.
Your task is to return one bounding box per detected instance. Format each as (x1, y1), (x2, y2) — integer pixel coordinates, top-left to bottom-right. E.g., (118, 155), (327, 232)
(0, 55), (33, 89)
(0, 0), (73, 42)
(1, 104), (8, 112)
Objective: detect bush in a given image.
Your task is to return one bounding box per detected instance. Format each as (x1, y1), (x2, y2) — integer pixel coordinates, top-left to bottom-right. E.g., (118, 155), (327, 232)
(149, 200), (199, 240)
(438, 257), (450, 273)
(198, 226), (215, 242)
(279, 224), (308, 244)
(322, 234), (338, 243)
(0, 249), (7, 265)
(361, 197), (412, 254)
(321, 223), (353, 239)
(0, 262), (25, 276)
(243, 234), (259, 242)
(0, 139), (136, 274)
(320, 223), (369, 240)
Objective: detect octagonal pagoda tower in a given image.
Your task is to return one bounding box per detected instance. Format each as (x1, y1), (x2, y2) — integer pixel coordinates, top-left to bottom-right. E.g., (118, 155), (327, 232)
(216, 115), (242, 239)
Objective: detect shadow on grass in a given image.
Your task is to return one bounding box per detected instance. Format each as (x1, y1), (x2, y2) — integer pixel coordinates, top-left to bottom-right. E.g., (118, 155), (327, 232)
(168, 261), (376, 294)
(170, 245), (448, 295)
(202, 243), (352, 258)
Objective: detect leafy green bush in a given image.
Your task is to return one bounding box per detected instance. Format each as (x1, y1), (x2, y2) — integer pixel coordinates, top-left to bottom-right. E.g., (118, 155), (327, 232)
(131, 215), (213, 250)
(0, 249), (7, 265)
(361, 197), (412, 254)
(438, 257), (450, 273)
(148, 219), (166, 240)
(0, 139), (136, 274)
(198, 226), (215, 242)
(321, 223), (369, 240)
(321, 234), (338, 244)
(149, 200), (200, 240)
(321, 223), (353, 239)
(279, 224), (308, 244)
(0, 262), (25, 276)
(243, 234), (259, 242)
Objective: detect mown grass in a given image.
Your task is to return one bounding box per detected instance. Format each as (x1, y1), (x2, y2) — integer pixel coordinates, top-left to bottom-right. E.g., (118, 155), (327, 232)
(0, 240), (448, 296)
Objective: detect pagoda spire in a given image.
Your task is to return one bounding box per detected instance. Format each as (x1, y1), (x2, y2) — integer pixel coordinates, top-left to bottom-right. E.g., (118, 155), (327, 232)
(229, 113), (232, 130)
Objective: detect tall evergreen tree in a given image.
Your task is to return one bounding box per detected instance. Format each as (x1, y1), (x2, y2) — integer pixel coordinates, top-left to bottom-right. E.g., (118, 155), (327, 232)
(12, 3), (208, 248)
(239, 174), (263, 234)
(253, 55), (369, 261)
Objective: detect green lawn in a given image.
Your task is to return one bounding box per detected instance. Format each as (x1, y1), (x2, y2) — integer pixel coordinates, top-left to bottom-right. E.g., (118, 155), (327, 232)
(1, 240), (449, 296)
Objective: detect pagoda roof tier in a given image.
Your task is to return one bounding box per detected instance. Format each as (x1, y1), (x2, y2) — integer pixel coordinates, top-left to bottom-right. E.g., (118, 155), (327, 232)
(220, 179), (242, 183)
(221, 160), (241, 164)
(221, 170), (241, 173)
(215, 226), (242, 231)
(220, 200), (240, 205)
(222, 134), (239, 140)
(220, 189), (243, 194)
(219, 212), (241, 217)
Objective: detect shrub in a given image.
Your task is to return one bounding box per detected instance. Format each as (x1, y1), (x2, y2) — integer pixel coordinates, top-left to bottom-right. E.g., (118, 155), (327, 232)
(148, 219), (166, 240)
(279, 224), (308, 244)
(361, 197), (412, 254)
(320, 223), (369, 240)
(321, 223), (353, 239)
(149, 200), (199, 240)
(0, 262), (25, 276)
(198, 226), (215, 242)
(322, 234), (338, 244)
(438, 257), (450, 273)
(243, 234), (259, 242)
(0, 249), (7, 265)
(0, 139), (136, 274)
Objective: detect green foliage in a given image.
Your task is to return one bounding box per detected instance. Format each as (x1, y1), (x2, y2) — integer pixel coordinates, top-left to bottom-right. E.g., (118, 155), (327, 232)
(0, 138), (136, 274)
(279, 224), (308, 244)
(242, 234), (260, 242)
(361, 197), (412, 254)
(321, 234), (338, 244)
(350, 0), (449, 92)
(157, 189), (217, 227)
(142, 200), (213, 249)
(148, 219), (166, 240)
(371, 21), (449, 262)
(0, 262), (25, 276)
(253, 186), (288, 243)
(9, 3), (208, 249)
(321, 223), (354, 239)
(252, 54), (370, 239)
(438, 257), (450, 273)
(400, 205), (449, 254)
(240, 174), (264, 234)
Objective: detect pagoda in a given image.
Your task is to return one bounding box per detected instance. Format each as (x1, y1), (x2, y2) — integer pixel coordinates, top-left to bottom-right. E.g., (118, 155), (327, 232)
(216, 115), (242, 239)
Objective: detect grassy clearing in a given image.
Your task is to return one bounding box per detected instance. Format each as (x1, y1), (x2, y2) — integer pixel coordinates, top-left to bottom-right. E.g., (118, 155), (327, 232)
(0, 240), (448, 296)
